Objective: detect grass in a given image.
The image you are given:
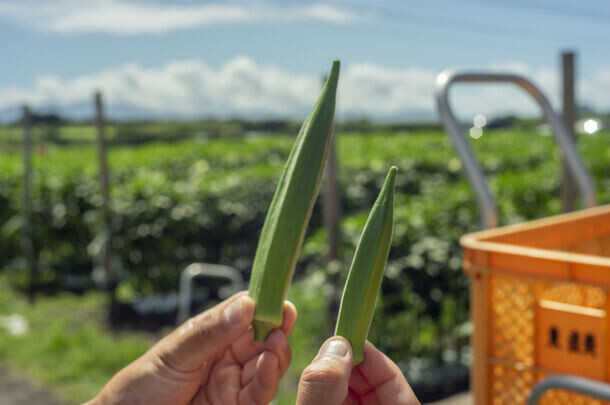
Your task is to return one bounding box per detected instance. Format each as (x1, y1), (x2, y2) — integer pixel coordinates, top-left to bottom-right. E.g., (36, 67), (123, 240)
(0, 277), (153, 403)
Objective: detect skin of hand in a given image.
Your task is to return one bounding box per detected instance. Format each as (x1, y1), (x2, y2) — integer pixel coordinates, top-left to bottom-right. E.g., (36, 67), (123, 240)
(296, 337), (420, 405)
(87, 292), (297, 405)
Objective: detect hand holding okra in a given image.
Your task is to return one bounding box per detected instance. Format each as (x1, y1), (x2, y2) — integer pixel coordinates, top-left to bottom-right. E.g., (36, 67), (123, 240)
(297, 336), (420, 405)
(89, 293), (418, 405)
(88, 293), (296, 405)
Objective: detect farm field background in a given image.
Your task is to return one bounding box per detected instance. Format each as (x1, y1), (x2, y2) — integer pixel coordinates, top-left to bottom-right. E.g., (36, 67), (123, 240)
(0, 123), (608, 403)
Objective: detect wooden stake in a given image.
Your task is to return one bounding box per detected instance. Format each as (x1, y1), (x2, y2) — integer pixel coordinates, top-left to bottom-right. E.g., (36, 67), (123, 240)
(321, 75), (341, 261)
(323, 135), (340, 260)
(321, 75), (342, 332)
(94, 92), (116, 303)
(560, 51), (577, 212)
(21, 105), (38, 302)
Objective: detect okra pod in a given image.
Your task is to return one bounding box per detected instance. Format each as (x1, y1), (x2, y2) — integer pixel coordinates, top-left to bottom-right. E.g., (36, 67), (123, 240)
(248, 60), (340, 340)
(335, 166), (396, 364)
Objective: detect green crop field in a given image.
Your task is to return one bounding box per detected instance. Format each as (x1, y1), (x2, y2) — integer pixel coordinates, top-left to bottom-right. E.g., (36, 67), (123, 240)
(0, 124), (608, 403)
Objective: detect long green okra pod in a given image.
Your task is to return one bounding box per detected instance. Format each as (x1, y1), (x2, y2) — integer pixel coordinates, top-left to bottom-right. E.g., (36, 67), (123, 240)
(248, 60), (340, 341)
(335, 166), (396, 364)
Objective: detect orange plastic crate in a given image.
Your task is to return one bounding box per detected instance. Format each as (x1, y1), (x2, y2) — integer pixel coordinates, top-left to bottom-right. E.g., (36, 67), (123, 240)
(461, 205), (610, 404)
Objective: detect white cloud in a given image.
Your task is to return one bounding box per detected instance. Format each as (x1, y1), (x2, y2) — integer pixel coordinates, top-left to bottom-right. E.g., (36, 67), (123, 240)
(583, 67), (610, 111)
(1, 57), (609, 121)
(0, 0), (361, 35)
(0, 57), (321, 119)
(340, 63), (437, 117)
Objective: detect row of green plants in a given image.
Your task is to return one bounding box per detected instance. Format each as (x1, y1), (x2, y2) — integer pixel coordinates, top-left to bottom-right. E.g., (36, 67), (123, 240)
(0, 119), (303, 146)
(0, 128), (608, 363)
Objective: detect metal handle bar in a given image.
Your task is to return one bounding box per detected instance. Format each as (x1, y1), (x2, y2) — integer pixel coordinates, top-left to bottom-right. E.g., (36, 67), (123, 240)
(177, 263), (245, 325)
(528, 374), (610, 404)
(435, 70), (596, 229)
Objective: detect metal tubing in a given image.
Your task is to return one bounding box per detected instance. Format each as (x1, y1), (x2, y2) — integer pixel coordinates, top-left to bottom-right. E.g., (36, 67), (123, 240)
(528, 375), (610, 405)
(436, 70), (596, 229)
(177, 263), (245, 325)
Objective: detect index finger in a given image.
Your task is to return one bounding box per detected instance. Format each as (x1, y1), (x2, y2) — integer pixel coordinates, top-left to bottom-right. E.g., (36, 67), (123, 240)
(349, 341), (419, 404)
(149, 291), (254, 373)
(231, 300), (297, 366)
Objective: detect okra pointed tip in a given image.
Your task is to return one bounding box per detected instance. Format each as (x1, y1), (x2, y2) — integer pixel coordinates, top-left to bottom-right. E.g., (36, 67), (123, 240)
(383, 166), (397, 192)
(325, 60), (340, 88)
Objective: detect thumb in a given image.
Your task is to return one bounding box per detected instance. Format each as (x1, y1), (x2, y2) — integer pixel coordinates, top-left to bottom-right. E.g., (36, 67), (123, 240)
(152, 293), (255, 372)
(296, 337), (353, 405)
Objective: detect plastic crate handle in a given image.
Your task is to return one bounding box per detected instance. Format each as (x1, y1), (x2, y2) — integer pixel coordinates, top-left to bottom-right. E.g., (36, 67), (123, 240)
(528, 374), (610, 404)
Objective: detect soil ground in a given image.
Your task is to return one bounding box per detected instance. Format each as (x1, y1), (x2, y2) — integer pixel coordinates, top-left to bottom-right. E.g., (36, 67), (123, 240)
(0, 368), (68, 405)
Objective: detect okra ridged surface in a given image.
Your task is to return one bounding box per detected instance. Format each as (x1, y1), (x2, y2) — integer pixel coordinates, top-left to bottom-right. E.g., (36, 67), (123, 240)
(335, 166), (396, 364)
(248, 60), (340, 341)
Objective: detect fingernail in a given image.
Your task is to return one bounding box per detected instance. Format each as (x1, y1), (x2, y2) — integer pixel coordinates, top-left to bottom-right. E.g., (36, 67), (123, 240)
(224, 297), (245, 326)
(319, 338), (350, 359)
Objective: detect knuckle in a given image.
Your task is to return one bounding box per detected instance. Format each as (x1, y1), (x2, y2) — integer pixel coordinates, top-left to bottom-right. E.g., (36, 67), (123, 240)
(195, 309), (227, 341)
(285, 345), (292, 361)
(279, 347), (292, 375)
(300, 361), (346, 386)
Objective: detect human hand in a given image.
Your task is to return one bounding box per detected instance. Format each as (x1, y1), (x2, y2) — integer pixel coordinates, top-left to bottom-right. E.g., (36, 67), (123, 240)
(296, 337), (419, 405)
(89, 292), (296, 405)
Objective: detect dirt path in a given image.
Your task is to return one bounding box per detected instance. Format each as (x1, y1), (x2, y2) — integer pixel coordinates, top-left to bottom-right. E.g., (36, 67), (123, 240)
(0, 368), (67, 405)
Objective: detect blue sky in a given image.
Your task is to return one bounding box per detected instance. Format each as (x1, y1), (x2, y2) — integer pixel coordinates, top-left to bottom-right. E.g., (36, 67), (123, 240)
(1, 0), (609, 121)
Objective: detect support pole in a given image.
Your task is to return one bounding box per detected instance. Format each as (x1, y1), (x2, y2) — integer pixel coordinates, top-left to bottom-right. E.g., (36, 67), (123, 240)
(561, 51), (577, 212)
(321, 75), (341, 261)
(321, 75), (342, 333)
(94, 92), (116, 305)
(21, 106), (38, 302)
(323, 136), (340, 261)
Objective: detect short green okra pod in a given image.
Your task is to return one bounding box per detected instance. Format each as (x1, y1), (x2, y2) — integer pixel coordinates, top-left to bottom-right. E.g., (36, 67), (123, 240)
(248, 60), (340, 341)
(335, 166), (397, 365)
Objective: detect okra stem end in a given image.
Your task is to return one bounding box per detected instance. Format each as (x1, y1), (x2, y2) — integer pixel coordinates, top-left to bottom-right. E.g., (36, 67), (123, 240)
(353, 347), (365, 366)
(252, 319), (278, 341)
